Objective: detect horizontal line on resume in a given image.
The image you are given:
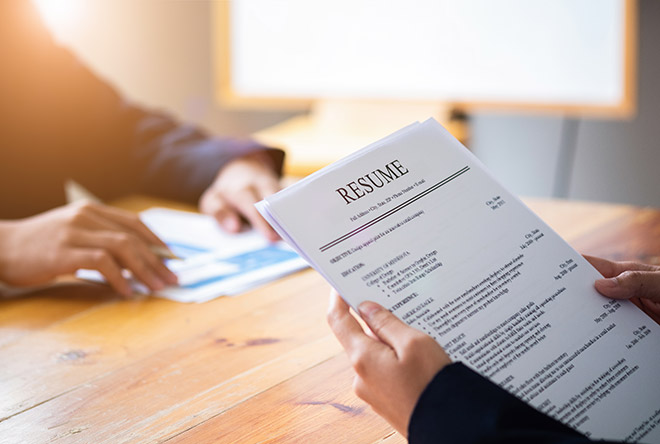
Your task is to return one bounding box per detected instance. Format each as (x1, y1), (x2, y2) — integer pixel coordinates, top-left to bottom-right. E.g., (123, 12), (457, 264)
(319, 165), (470, 252)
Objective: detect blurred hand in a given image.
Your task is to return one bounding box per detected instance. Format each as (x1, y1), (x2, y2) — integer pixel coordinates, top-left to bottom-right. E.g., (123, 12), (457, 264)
(585, 255), (660, 322)
(327, 291), (451, 436)
(0, 202), (178, 297)
(199, 151), (280, 241)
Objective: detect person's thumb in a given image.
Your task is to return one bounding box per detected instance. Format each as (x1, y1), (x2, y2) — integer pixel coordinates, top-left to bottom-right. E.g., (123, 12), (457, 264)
(595, 271), (660, 302)
(358, 301), (412, 351)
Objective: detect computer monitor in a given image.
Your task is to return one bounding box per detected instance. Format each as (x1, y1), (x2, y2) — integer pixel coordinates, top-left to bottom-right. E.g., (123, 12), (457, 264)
(213, 0), (636, 173)
(217, 0), (635, 113)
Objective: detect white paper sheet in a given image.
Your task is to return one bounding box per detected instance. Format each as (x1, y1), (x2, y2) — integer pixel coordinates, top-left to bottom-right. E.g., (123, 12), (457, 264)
(78, 208), (308, 303)
(257, 119), (660, 442)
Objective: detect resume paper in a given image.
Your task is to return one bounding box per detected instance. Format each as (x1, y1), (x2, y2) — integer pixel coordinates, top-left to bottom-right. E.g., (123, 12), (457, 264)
(257, 119), (660, 442)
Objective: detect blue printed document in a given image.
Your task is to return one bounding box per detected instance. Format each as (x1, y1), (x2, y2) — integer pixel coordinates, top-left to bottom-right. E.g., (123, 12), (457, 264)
(78, 208), (308, 303)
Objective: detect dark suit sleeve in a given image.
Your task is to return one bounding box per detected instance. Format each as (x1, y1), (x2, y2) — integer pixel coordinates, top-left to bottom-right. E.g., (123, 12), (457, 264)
(408, 363), (615, 444)
(0, 0), (283, 217)
(130, 111), (284, 204)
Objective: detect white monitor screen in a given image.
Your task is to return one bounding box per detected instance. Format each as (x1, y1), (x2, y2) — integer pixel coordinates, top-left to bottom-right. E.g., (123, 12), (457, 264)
(227, 0), (631, 110)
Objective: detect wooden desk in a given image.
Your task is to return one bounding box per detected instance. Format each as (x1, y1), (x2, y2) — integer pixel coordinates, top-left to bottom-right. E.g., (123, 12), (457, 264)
(1, 197), (659, 444)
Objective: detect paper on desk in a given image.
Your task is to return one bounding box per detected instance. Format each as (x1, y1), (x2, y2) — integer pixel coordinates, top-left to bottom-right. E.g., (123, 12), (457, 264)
(257, 119), (660, 442)
(77, 208), (308, 303)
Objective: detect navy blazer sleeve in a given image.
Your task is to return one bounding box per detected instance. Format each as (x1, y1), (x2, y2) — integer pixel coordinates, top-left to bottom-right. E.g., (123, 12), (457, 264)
(408, 363), (619, 444)
(129, 111), (283, 204)
(0, 1), (283, 219)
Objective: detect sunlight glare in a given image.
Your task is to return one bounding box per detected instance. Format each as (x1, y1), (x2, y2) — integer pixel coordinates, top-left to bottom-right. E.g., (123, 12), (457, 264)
(32, 0), (87, 34)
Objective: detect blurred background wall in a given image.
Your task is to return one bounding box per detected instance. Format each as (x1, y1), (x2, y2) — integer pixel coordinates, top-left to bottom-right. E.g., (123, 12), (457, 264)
(38, 0), (298, 136)
(39, 0), (660, 207)
(470, 0), (660, 207)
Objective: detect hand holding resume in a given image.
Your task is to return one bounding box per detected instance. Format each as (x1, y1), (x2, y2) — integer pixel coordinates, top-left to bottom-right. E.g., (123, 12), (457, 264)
(256, 119), (660, 442)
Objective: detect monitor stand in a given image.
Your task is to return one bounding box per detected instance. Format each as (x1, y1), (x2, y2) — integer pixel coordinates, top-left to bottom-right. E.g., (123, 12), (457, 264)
(253, 99), (467, 176)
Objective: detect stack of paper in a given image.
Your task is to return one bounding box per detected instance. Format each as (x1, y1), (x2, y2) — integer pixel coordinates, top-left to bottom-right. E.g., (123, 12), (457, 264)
(78, 208), (308, 303)
(256, 119), (660, 442)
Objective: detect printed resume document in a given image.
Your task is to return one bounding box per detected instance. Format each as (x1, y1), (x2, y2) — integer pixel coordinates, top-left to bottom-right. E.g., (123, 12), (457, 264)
(257, 119), (660, 442)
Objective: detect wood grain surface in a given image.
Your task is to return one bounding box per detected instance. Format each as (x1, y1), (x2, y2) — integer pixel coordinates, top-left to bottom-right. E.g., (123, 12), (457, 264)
(0, 196), (658, 444)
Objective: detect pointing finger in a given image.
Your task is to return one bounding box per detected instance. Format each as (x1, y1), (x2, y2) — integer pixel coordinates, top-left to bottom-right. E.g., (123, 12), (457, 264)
(229, 188), (279, 241)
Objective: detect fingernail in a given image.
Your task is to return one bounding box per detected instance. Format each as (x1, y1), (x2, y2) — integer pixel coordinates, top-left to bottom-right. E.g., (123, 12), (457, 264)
(152, 277), (165, 290)
(597, 277), (619, 289)
(166, 271), (178, 285)
(120, 284), (133, 298)
(223, 219), (239, 232)
(268, 232), (280, 243)
(358, 301), (381, 319)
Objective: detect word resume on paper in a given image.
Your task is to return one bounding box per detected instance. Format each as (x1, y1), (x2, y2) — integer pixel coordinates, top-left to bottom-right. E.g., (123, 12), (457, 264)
(257, 119), (660, 442)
